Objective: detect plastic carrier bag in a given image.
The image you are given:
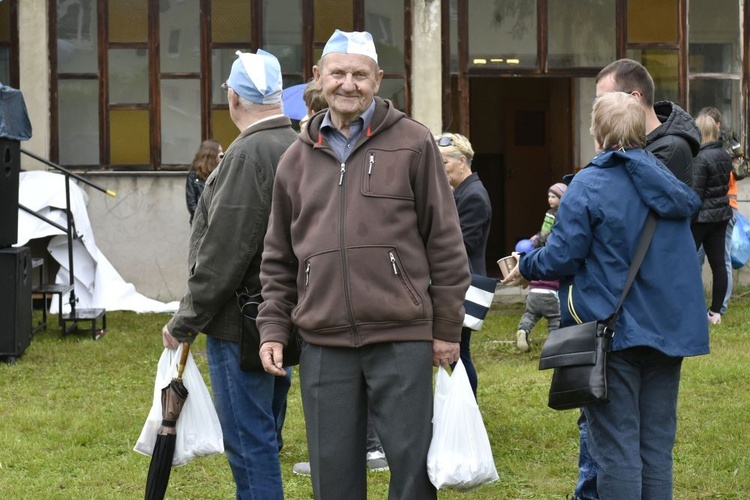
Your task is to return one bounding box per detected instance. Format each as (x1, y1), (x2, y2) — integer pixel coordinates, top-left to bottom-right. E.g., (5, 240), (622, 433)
(134, 344), (224, 465)
(731, 211), (750, 270)
(427, 360), (499, 491)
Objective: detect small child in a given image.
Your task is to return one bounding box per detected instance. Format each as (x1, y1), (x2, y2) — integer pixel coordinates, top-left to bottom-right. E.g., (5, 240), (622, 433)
(516, 183), (566, 351)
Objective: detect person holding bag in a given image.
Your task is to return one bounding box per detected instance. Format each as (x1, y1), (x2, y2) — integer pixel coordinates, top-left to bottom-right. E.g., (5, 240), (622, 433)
(436, 133), (492, 397)
(502, 92), (709, 498)
(162, 50), (297, 499)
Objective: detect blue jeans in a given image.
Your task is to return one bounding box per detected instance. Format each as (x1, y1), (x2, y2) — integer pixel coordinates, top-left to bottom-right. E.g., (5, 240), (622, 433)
(583, 347), (682, 499)
(575, 412), (599, 499)
(207, 337), (292, 500)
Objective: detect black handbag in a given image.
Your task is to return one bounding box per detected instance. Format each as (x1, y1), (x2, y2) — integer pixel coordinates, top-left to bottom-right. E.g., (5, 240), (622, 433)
(237, 291), (302, 372)
(538, 212), (657, 411)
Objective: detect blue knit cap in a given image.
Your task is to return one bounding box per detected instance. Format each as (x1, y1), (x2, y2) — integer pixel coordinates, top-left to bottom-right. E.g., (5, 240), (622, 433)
(226, 49), (283, 104)
(322, 30), (378, 64)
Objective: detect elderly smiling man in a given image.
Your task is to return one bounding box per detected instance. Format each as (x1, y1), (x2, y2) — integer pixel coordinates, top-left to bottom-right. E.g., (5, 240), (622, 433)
(257, 30), (470, 499)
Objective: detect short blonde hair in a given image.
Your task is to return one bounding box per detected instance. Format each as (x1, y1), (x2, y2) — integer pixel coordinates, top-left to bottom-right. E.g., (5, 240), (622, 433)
(695, 114), (719, 145)
(590, 92), (646, 150)
(435, 133), (474, 164)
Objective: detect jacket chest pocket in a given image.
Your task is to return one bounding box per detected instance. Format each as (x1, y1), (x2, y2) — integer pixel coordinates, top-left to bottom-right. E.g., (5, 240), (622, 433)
(361, 149), (417, 200)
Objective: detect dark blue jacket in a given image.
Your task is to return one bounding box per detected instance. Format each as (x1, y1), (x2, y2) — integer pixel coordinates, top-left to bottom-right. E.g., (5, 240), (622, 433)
(454, 172), (492, 275)
(520, 148), (709, 358)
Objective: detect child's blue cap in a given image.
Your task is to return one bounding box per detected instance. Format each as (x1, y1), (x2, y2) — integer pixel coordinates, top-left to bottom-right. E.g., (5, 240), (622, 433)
(322, 30), (378, 64)
(226, 49), (283, 104)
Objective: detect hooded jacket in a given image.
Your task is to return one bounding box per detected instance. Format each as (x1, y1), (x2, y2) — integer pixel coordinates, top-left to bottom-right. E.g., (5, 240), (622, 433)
(258, 98), (470, 348)
(520, 148), (709, 358)
(168, 116), (298, 343)
(648, 101), (701, 185)
(691, 140), (733, 224)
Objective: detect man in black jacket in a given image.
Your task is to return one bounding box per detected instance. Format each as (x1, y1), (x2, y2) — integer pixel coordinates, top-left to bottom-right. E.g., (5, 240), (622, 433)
(572, 58), (701, 500)
(596, 58), (700, 186)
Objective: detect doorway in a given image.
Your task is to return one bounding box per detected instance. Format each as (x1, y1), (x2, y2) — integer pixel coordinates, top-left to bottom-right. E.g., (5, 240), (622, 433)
(468, 77), (573, 276)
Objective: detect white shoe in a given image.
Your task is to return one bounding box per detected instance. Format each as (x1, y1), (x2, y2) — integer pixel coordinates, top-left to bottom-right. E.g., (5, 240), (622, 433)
(516, 329), (529, 352)
(366, 450), (389, 471)
(292, 461), (311, 475)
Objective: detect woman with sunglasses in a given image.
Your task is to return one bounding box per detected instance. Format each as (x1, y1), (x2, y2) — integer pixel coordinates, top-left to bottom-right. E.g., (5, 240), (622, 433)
(435, 133), (492, 397)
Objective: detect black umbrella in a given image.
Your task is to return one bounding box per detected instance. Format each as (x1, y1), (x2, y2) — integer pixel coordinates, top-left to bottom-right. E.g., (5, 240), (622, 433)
(145, 343), (191, 500)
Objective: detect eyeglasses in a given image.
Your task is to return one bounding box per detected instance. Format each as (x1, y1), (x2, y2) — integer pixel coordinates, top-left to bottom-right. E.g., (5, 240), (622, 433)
(221, 82), (229, 93)
(437, 136), (455, 147)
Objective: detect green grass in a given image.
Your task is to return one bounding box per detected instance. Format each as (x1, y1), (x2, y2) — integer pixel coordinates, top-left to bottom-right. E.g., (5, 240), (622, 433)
(1, 291), (749, 499)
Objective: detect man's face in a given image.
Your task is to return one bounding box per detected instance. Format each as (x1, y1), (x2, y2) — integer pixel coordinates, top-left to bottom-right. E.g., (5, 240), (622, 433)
(313, 53), (383, 124)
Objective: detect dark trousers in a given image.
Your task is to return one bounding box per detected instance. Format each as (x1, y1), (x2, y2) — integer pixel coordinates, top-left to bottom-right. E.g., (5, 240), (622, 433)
(299, 341), (436, 500)
(692, 220), (729, 313)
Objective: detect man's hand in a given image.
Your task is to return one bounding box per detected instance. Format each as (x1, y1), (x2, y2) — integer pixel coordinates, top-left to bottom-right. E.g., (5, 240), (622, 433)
(500, 252), (530, 288)
(162, 324), (180, 349)
(260, 341), (288, 376)
(432, 339), (460, 367)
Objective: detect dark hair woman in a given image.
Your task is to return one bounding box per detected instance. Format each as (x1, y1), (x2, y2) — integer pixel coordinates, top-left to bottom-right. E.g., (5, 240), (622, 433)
(186, 139), (222, 223)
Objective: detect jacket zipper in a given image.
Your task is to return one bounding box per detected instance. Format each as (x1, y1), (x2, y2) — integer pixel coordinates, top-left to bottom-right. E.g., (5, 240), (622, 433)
(337, 158), (360, 345)
(367, 153), (374, 190)
(305, 262), (311, 287)
(389, 251), (420, 305)
(567, 284), (583, 324)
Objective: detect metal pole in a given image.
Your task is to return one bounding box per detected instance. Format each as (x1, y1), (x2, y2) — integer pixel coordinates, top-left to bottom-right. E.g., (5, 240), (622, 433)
(20, 148), (116, 198)
(64, 175), (77, 320)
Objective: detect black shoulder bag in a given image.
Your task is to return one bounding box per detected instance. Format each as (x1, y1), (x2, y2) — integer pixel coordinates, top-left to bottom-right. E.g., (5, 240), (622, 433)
(538, 212), (657, 411)
(237, 290), (302, 372)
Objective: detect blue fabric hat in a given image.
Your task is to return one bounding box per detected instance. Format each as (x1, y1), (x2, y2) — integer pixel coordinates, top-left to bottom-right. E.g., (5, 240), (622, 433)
(226, 49), (283, 104)
(322, 30), (378, 64)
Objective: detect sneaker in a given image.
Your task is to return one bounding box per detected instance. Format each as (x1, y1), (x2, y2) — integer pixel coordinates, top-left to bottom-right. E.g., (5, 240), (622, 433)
(366, 450), (389, 472)
(708, 310), (722, 325)
(516, 329), (529, 352)
(292, 461), (311, 476)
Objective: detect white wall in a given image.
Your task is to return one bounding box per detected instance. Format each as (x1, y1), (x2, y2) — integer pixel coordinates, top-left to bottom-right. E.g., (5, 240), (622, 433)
(18, 0), (49, 168)
(411, 0), (442, 133)
(80, 174), (190, 302)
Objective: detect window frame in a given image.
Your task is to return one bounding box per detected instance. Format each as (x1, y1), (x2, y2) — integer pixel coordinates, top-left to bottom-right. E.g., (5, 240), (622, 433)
(48, 0), (411, 171)
(0, 0), (19, 89)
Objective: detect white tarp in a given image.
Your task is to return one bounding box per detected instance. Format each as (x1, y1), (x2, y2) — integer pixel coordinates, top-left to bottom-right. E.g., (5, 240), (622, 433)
(17, 171), (178, 313)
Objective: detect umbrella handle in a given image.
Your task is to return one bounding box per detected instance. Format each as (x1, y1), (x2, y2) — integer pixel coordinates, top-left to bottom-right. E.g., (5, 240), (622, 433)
(177, 342), (191, 380)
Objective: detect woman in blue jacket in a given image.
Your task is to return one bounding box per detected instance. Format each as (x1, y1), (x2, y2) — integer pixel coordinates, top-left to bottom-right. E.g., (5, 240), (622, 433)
(503, 92), (709, 498)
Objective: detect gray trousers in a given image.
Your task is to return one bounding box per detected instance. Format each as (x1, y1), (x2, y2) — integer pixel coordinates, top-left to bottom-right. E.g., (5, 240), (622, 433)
(299, 341), (436, 500)
(518, 291), (561, 335)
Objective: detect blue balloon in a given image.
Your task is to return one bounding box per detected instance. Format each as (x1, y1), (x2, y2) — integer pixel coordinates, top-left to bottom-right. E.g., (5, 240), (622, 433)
(515, 238), (535, 254)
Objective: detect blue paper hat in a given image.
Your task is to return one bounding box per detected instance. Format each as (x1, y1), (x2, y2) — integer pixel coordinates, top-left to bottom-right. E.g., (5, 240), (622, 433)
(226, 49), (283, 104)
(322, 30), (378, 64)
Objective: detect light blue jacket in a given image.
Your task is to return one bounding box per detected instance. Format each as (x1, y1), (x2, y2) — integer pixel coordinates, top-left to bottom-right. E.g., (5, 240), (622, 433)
(520, 148), (709, 357)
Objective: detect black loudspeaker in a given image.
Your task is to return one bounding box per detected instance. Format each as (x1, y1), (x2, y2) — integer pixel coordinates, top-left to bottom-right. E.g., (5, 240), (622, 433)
(0, 246), (32, 359)
(0, 139), (20, 247)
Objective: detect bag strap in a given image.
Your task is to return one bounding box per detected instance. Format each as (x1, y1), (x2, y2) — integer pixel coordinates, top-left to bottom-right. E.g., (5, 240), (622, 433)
(607, 211), (658, 329)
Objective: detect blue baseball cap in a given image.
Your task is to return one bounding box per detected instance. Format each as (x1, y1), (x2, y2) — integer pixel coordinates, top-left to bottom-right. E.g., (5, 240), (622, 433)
(226, 49), (283, 104)
(322, 30), (378, 64)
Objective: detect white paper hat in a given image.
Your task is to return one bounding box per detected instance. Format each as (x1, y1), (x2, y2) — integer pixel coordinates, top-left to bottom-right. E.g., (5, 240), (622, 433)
(322, 30), (378, 64)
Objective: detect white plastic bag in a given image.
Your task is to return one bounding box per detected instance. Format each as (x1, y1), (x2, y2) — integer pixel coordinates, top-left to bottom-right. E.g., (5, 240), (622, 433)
(427, 360), (499, 491)
(134, 344), (224, 465)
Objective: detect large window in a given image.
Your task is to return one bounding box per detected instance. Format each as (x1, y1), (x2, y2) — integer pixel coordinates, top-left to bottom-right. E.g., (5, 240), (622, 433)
(688, 0), (741, 134)
(548, 0), (615, 68)
(50, 0), (410, 170)
(469, 0), (537, 69)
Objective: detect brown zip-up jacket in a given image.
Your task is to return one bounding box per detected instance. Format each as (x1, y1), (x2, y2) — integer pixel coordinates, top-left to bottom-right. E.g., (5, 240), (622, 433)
(257, 98), (470, 348)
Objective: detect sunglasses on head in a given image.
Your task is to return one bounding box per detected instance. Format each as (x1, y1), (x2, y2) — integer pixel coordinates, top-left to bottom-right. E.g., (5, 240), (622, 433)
(437, 136), (455, 147)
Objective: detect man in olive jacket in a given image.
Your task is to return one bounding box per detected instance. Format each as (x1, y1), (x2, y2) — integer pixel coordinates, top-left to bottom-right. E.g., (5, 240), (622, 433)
(162, 50), (297, 500)
(258, 30), (470, 500)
